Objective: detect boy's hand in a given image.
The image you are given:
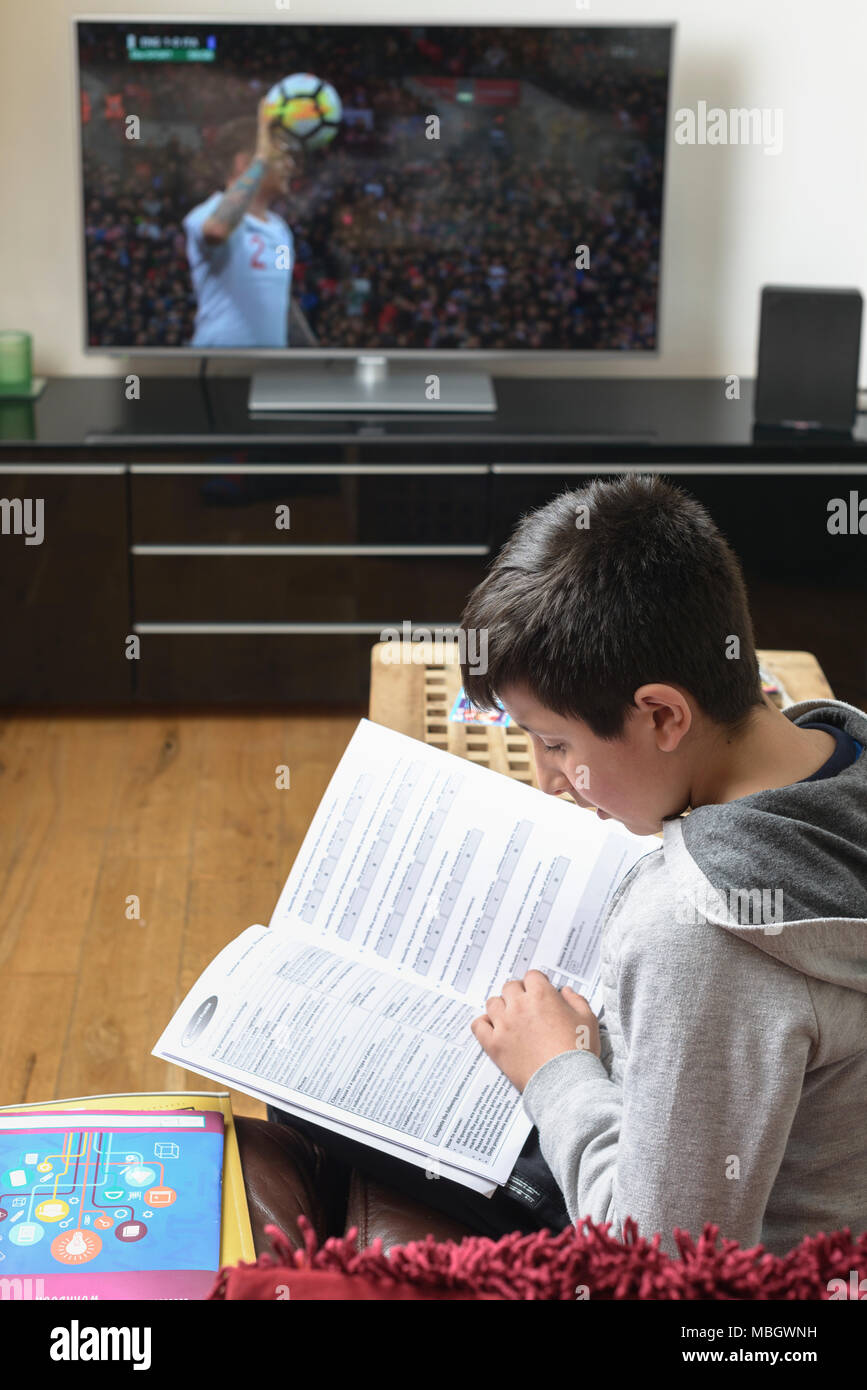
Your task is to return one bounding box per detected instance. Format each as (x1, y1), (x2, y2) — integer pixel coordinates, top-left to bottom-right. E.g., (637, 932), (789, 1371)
(471, 970), (601, 1093)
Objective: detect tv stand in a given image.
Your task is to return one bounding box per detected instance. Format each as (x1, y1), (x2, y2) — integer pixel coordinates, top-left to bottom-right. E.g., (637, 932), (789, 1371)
(248, 356), (497, 414)
(1, 374), (865, 708)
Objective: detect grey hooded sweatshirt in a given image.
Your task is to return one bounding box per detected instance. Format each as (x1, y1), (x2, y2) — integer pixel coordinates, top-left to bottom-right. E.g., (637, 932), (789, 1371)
(522, 698), (867, 1257)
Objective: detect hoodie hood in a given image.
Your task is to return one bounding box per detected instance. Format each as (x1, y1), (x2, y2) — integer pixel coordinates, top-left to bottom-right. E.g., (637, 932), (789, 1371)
(665, 698), (867, 996)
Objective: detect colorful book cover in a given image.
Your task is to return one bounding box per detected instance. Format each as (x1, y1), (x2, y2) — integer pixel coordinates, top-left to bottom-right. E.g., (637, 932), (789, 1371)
(449, 688), (512, 726)
(0, 1091), (255, 1271)
(0, 1107), (224, 1299)
(759, 663), (792, 707)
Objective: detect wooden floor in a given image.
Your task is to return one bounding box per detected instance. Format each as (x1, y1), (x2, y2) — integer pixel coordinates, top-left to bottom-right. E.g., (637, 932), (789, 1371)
(0, 644), (840, 1116)
(0, 708), (364, 1116)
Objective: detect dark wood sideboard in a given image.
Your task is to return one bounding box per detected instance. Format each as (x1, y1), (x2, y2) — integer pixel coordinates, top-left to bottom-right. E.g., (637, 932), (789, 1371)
(0, 375), (865, 706)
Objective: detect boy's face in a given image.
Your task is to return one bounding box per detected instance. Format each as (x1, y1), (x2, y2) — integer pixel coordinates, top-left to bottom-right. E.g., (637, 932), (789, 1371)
(497, 682), (692, 837)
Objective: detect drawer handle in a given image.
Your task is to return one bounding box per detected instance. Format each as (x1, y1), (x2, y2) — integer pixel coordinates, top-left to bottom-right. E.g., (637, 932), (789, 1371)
(130, 464), (488, 475)
(131, 544), (489, 556)
(134, 622), (461, 635)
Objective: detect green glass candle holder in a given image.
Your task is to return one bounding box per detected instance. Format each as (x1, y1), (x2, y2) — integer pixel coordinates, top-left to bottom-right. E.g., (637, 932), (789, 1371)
(0, 330), (33, 397)
(0, 331), (45, 400)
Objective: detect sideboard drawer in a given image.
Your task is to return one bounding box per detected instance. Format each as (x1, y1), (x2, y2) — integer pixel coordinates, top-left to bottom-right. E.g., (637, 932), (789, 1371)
(133, 551), (487, 623)
(133, 631), (373, 703)
(0, 470), (130, 702)
(131, 468), (488, 546)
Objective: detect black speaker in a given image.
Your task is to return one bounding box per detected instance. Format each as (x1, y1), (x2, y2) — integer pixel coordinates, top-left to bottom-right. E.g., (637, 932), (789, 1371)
(754, 285), (863, 433)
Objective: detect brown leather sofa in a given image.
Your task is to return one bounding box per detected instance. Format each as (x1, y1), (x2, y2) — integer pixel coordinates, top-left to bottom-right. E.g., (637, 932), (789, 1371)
(236, 1116), (475, 1255)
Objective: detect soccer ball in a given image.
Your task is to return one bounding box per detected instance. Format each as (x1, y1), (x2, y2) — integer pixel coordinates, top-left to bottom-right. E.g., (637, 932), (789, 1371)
(263, 73), (342, 150)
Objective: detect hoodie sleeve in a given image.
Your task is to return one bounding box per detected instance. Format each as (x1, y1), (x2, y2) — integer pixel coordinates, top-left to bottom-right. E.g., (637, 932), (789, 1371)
(521, 901), (817, 1255)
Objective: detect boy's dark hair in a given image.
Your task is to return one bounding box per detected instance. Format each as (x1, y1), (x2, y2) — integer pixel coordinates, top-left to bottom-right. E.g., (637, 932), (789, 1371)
(460, 475), (764, 740)
(214, 117), (258, 176)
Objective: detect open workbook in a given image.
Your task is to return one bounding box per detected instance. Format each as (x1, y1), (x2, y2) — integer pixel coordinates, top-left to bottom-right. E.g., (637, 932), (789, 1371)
(153, 719), (659, 1196)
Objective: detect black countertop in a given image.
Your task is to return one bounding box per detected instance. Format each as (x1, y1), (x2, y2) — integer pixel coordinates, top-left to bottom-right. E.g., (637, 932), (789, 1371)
(1, 375), (866, 460)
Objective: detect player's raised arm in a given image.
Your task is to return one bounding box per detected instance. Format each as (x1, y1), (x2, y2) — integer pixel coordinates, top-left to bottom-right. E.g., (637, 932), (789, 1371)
(201, 99), (295, 246)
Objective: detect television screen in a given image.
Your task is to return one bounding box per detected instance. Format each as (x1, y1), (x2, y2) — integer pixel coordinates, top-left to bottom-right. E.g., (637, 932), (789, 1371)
(75, 21), (672, 354)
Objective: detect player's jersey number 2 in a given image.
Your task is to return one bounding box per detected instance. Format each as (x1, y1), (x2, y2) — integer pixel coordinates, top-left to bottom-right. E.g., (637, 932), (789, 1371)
(249, 233), (267, 270)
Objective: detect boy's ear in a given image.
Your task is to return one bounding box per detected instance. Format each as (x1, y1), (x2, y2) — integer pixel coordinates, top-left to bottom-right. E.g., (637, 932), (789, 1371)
(632, 684), (692, 752)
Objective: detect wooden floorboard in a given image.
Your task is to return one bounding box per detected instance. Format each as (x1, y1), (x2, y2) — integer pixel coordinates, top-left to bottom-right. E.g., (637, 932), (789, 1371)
(0, 708), (364, 1118)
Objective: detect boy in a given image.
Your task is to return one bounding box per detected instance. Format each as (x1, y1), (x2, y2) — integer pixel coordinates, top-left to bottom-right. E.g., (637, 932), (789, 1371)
(271, 475), (866, 1254)
(460, 475), (867, 1256)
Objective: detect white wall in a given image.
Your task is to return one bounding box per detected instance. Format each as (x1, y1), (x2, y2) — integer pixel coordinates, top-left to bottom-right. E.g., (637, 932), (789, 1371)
(1, 0), (864, 380)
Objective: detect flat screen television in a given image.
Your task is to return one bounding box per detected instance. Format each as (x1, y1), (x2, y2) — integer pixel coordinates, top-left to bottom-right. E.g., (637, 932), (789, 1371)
(74, 18), (674, 410)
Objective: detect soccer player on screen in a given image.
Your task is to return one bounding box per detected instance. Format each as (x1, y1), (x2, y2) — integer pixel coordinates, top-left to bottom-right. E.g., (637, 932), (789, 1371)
(183, 98), (315, 348)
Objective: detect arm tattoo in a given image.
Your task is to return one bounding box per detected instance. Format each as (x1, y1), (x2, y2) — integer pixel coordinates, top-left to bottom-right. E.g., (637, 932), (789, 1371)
(209, 156), (267, 235)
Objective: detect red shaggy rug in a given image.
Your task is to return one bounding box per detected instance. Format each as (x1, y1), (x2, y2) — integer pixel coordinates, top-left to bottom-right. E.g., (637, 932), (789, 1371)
(207, 1214), (867, 1301)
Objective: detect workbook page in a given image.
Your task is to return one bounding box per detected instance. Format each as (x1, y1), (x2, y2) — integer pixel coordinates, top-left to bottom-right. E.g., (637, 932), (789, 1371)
(153, 925), (532, 1186)
(268, 719), (658, 1013)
